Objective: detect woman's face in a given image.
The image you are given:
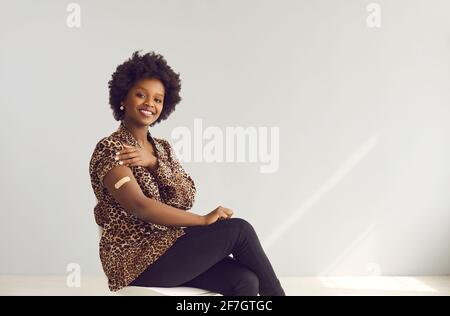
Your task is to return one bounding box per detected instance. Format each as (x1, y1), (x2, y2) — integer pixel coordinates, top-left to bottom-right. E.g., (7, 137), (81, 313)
(122, 77), (165, 125)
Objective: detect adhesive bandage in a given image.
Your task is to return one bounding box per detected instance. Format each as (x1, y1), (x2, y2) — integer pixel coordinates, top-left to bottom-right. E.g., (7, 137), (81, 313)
(114, 176), (131, 189)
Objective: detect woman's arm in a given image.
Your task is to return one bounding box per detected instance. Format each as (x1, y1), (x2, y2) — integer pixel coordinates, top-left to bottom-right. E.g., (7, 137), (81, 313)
(103, 165), (205, 227)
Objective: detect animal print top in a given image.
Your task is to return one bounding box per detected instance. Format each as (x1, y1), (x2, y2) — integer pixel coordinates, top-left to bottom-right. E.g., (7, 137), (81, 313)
(89, 121), (196, 291)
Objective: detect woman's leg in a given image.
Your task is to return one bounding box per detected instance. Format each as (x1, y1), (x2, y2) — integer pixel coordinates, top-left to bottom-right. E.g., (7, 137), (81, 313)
(129, 218), (285, 296)
(181, 256), (260, 296)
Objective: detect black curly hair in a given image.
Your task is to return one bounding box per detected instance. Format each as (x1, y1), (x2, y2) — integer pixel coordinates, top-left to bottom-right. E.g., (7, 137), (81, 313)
(108, 51), (182, 125)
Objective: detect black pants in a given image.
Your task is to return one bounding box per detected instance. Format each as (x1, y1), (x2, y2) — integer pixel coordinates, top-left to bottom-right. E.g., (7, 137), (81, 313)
(129, 218), (286, 296)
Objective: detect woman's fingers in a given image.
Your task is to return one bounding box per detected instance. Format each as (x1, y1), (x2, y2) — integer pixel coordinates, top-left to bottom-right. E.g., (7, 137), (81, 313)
(118, 146), (138, 155)
(116, 145), (137, 159)
(123, 157), (142, 166)
(221, 208), (234, 219)
(218, 210), (228, 220)
(116, 151), (139, 162)
(224, 207), (233, 216)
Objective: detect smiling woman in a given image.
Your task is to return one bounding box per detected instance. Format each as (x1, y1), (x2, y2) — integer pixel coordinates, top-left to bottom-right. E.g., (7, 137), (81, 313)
(88, 50), (285, 296)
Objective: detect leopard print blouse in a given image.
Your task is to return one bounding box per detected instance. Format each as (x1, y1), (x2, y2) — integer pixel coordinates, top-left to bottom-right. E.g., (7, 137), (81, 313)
(89, 121), (196, 292)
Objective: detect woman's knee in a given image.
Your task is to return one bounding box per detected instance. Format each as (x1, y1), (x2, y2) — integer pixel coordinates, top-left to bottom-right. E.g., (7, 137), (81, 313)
(228, 217), (256, 233)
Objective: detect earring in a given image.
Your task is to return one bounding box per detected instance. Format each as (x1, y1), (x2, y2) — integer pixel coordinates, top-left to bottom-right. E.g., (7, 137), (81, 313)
(120, 105), (124, 110)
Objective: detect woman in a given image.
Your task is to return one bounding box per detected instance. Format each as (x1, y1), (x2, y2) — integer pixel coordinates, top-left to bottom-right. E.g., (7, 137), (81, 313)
(89, 51), (285, 296)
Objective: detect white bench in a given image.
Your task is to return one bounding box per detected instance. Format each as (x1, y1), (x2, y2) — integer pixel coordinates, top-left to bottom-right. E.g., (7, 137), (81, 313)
(117, 285), (220, 296)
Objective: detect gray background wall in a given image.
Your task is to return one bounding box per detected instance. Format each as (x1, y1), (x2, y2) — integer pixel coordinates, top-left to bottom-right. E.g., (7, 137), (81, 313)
(1, 0), (449, 277)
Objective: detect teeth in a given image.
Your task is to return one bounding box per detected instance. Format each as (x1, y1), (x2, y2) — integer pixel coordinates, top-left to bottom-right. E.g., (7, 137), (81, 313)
(140, 109), (153, 115)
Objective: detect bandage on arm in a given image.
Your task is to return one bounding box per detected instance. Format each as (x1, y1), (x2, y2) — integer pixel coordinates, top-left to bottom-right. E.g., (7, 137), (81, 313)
(114, 176), (131, 189)
(103, 166), (145, 213)
(102, 166), (205, 227)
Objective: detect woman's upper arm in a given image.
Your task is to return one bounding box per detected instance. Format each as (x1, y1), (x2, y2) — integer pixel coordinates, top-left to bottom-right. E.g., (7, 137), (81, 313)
(102, 165), (147, 215)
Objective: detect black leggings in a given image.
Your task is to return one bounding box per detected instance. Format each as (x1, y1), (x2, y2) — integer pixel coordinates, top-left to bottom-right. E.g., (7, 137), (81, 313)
(129, 218), (286, 296)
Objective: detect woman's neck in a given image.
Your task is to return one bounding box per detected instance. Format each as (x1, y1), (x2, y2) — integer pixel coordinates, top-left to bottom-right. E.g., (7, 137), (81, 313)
(122, 118), (149, 148)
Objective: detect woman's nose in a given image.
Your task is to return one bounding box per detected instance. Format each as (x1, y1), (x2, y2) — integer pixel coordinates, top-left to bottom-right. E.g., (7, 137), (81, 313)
(144, 99), (156, 108)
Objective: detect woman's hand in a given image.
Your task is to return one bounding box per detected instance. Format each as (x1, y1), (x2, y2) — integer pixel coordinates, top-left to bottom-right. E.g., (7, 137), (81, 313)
(203, 206), (234, 226)
(115, 144), (158, 169)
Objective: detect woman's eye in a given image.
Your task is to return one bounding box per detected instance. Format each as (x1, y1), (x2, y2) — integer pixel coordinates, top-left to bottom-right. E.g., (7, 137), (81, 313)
(155, 98), (162, 103)
(137, 93), (146, 98)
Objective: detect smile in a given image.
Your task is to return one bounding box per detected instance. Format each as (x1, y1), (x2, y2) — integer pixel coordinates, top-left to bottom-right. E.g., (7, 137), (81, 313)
(139, 109), (154, 117)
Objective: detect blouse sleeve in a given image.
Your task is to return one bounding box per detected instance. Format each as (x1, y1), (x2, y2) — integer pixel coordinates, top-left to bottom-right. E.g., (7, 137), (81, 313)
(152, 139), (196, 210)
(93, 137), (124, 186)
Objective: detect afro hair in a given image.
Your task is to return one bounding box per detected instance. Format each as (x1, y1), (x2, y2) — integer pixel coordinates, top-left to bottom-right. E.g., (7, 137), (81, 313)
(108, 51), (182, 125)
